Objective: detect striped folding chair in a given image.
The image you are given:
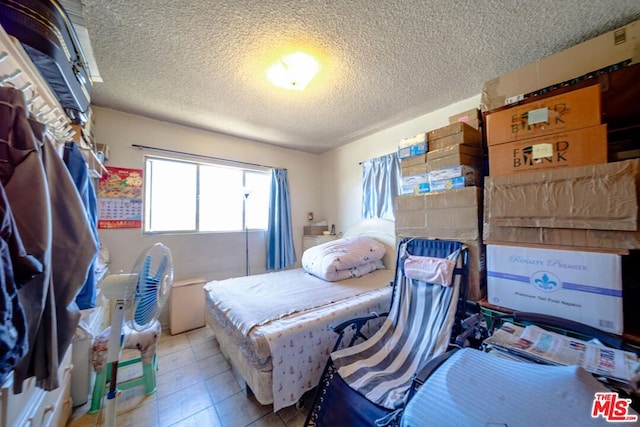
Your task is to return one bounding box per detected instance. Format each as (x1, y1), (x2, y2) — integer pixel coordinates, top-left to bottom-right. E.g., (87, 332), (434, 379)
(305, 237), (469, 427)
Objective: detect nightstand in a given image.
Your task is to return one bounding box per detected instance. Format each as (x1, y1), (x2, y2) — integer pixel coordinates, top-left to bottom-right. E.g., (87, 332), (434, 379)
(302, 234), (338, 252)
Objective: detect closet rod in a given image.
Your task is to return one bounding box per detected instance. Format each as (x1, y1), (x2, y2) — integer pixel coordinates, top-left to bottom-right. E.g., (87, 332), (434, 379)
(131, 144), (285, 170)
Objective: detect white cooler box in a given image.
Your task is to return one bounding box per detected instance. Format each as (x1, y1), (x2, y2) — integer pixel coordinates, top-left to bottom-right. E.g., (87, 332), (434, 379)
(169, 277), (207, 335)
(487, 244), (623, 334)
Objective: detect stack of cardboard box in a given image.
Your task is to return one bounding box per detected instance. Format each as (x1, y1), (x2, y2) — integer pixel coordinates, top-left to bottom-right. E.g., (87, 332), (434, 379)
(394, 19), (640, 333)
(398, 133), (428, 195)
(485, 84), (608, 177)
(480, 19), (640, 336)
(395, 120), (486, 301)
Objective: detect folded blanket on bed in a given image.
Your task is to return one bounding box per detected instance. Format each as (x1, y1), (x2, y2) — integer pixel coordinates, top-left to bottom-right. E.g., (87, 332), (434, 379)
(301, 236), (386, 281)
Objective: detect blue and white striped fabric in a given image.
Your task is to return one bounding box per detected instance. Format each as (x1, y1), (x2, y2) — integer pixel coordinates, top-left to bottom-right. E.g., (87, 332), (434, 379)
(401, 348), (623, 427)
(331, 244), (462, 410)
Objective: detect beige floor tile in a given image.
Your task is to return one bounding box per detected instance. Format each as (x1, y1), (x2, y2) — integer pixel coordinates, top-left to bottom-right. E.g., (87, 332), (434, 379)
(185, 326), (215, 346)
(117, 362), (144, 382)
(248, 412), (286, 427)
(114, 386), (157, 415)
(170, 406), (223, 427)
(191, 406), (223, 426)
(157, 347), (196, 373)
(157, 381), (213, 427)
(204, 370), (242, 403)
(190, 336), (221, 361)
(101, 398), (159, 427)
(155, 360), (203, 399)
(67, 402), (100, 427)
(71, 326), (314, 427)
(276, 404), (307, 425)
(214, 392), (271, 427)
(283, 410), (308, 427)
(156, 334), (191, 357)
(197, 352), (230, 378)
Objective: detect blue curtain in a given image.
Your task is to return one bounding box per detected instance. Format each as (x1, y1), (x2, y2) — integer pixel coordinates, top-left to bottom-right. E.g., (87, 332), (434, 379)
(266, 168), (296, 270)
(362, 152), (401, 220)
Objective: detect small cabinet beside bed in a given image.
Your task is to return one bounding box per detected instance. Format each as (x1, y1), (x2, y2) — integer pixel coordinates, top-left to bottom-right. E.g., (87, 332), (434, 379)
(204, 219), (397, 411)
(302, 234), (338, 252)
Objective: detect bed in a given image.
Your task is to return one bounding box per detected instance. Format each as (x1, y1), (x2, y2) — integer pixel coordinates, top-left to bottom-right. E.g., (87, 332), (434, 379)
(204, 218), (396, 411)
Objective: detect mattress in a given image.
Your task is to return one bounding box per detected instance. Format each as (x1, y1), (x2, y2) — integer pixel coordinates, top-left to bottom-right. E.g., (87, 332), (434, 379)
(204, 268), (394, 410)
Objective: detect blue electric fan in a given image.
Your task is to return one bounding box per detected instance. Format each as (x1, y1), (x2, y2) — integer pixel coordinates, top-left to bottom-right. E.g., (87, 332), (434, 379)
(99, 243), (173, 427)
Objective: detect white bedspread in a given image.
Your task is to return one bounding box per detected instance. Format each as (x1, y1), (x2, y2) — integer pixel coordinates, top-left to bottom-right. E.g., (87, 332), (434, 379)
(204, 268), (393, 336)
(263, 286), (391, 411)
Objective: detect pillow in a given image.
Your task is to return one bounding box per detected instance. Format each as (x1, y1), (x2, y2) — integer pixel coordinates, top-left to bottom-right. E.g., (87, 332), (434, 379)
(302, 236), (386, 281)
(316, 259), (386, 282)
(403, 255), (456, 286)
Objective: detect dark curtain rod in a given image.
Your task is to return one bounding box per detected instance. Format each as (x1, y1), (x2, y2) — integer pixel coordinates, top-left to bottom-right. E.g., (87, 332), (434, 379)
(359, 151), (396, 165)
(131, 144), (284, 170)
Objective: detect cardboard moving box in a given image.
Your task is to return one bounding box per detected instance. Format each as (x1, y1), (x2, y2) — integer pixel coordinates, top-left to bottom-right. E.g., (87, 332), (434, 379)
(485, 84), (602, 145)
(427, 143), (484, 172)
(481, 18), (640, 111)
(400, 153), (427, 169)
(401, 173), (428, 194)
(484, 159), (640, 232)
(396, 187), (482, 241)
(449, 108), (481, 130)
(398, 142), (427, 159)
(488, 124), (608, 176)
(395, 186), (487, 301)
(428, 122), (480, 140)
(483, 222), (640, 251)
(428, 122), (482, 152)
(401, 163), (429, 177)
(487, 244), (623, 334)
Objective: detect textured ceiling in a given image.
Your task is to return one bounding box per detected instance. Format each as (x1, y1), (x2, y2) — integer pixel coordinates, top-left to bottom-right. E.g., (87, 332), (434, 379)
(82, 1), (640, 154)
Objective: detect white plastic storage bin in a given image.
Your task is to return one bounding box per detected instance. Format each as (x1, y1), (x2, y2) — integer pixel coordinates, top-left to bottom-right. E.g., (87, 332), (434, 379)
(71, 305), (105, 407)
(169, 277), (208, 335)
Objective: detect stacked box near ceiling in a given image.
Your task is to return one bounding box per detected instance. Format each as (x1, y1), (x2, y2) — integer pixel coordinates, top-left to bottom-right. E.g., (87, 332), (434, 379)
(480, 18), (640, 336)
(396, 117), (487, 302)
(398, 133), (428, 195)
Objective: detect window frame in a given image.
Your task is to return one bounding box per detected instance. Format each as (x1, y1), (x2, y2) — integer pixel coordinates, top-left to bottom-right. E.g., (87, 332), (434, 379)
(143, 155), (271, 235)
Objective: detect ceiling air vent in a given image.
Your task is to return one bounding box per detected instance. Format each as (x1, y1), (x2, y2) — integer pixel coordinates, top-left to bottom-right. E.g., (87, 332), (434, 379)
(58, 0), (102, 83)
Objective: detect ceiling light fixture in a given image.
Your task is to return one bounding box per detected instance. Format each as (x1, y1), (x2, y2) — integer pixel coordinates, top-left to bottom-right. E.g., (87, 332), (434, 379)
(267, 52), (319, 91)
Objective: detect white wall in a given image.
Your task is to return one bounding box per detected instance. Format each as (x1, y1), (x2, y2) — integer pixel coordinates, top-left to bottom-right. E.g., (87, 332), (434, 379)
(93, 97), (480, 327)
(94, 107), (324, 283)
(95, 94), (481, 282)
(319, 94), (481, 232)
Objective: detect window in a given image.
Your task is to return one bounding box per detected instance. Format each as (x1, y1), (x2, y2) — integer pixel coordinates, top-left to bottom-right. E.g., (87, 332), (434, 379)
(144, 157), (271, 233)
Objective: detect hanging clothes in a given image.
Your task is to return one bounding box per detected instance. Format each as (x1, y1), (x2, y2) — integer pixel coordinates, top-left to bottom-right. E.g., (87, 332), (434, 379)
(39, 123), (98, 390)
(63, 142), (99, 309)
(0, 181), (42, 384)
(0, 86), (54, 392)
(0, 86), (98, 392)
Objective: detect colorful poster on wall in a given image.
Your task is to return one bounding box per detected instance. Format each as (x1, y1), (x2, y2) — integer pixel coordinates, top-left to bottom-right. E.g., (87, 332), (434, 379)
(97, 166), (144, 229)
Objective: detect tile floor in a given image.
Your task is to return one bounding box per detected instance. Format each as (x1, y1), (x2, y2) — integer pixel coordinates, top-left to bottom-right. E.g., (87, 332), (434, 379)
(68, 326), (310, 427)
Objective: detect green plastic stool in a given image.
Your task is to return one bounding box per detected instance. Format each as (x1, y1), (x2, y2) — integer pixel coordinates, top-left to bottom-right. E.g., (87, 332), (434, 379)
(88, 353), (158, 414)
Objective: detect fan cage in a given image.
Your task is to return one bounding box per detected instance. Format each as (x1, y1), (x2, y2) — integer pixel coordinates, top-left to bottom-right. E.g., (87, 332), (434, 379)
(124, 243), (174, 331)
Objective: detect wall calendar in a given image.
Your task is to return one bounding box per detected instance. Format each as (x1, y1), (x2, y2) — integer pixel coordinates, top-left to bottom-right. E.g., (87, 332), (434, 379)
(97, 166), (143, 229)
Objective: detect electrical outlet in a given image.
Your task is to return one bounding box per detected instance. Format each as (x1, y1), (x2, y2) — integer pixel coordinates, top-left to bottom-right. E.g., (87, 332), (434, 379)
(307, 212), (314, 221)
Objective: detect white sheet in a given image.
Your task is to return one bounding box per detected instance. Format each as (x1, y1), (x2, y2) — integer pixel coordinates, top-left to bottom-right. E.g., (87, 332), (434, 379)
(204, 268), (393, 336)
(264, 286), (391, 411)
(205, 283), (393, 409)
